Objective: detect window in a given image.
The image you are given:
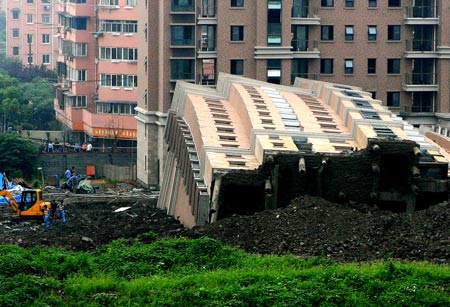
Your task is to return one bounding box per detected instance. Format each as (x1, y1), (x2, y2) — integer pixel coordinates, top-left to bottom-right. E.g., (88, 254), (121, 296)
(388, 0), (401, 7)
(12, 28), (19, 38)
(345, 0), (354, 7)
(99, 0), (118, 5)
(100, 20), (138, 33)
(12, 47), (19, 55)
(321, 25), (334, 41)
(12, 9), (19, 20)
(70, 17), (88, 30)
(388, 25), (401, 41)
(231, 0), (244, 7)
(387, 59), (400, 74)
(368, 26), (377, 41)
(27, 0), (33, 3)
(171, 59), (195, 80)
(42, 34), (50, 44)
(368, 0), (377, 7)
(368, 58), (376, 74)
(74, 96), (87, 108)
(73, 43), (87, 56)
(230, 25), (244, 41)
(100, 74), (138, 87)
(345, 26), (354, 41)
(320, 59), (333, 74)
(42, 14), (50, 24)
(387, 92), (400, 107)
(126, 0), (137, 6)
(27, 14), (33, 24)
(171, 0), (194, 12)
(27, 34), (33, 44)
(321, 0), (334, 7)
(27, 55), (33, 65)
(171, 25), (195, 46)
(99, 47), (138, 61)
(97, 102), (136, 115)
(42, 54), (50, 64)
(344, 59), (354, 74)
(267, 59), (281, 84)
(230, 59), (244, 75)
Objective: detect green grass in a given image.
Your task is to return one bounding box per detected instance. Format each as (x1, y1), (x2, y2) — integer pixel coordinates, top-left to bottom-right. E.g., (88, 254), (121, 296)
(0, 237), (449, 306)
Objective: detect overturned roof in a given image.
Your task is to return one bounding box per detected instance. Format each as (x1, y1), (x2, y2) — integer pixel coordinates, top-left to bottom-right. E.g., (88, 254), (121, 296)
(158, 73), (449, 227)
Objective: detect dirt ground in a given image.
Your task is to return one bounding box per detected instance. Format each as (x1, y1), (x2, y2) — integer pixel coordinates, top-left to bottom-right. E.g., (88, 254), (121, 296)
(0, 184), (449, 263)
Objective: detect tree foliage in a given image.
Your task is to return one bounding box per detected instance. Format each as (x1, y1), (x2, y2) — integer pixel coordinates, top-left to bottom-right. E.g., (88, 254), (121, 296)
(0, 133), (40, 178)
(0, 68), (58, 131)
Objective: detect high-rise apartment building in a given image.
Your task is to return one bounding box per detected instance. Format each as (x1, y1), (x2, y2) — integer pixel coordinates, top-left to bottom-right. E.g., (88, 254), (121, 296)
(137, 0), (449, 187)
(53, 0), (138, 146)
(6, 0), (57, 68)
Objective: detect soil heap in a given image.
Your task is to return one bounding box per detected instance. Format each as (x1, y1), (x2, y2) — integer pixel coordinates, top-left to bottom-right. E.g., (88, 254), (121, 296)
(0, 188), (449, 263)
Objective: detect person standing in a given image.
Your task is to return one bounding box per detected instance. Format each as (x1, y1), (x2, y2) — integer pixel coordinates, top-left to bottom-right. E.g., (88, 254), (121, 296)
(58, 200), (66, 224)
(43, 205), (51, 230)
(51, 200), (58, 221)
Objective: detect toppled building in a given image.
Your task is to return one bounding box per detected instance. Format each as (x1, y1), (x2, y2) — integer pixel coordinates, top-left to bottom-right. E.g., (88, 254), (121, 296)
(158, 73), (449, 227)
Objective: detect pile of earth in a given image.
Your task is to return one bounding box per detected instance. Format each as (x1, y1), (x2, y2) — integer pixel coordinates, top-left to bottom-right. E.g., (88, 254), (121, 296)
(186, 195), (450, 263)
(0, 190), (449, 263)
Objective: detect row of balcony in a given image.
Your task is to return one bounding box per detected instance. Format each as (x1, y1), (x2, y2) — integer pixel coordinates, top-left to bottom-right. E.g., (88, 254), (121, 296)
(192, 3), (438, 20)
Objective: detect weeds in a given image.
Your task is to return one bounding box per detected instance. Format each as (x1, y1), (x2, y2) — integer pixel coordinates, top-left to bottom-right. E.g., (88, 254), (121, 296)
(0, 239), (449, 306)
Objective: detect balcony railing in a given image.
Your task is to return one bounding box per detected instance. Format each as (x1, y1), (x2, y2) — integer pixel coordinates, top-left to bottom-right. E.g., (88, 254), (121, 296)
(198, 1), (216, 18)
(404, 105), (435, 113)
(197, 74), (216, 85)
(405, 39), (436, 52)
(291, 5), (318, 18)
(291, 39), (317, 51)
(198, 38), (216, 51)
(291, 73), (318, 84)
(404, 72), (437, 85)
(171, 38), (195, 47)
(405, 5), (438, 18)
(171, 1), (195, 12)
(171, 72), (195, 80)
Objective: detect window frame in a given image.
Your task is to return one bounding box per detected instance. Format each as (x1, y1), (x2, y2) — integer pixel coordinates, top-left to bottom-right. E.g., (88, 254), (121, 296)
(387, 58), (401, 74)
(230, 25), (244, 41)
(320, 58), (334, 74)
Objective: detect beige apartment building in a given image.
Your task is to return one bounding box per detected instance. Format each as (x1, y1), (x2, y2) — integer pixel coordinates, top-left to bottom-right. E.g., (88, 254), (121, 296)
(137, 0), (450, 187)
(6, 0), (56, 68)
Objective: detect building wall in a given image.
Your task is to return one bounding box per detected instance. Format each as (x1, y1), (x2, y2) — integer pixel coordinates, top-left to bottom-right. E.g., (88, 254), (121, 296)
(53, 0), (138, 149)
(6, 0), (57, 68)
(36, 151), (136, 180)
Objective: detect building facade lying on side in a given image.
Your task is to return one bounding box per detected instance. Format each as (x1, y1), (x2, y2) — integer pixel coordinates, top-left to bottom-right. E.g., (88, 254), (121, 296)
(6, 0), (57, 68)
(53, 0), (138, 147)
(158, 73), (450, 227)
(137, 0), (450, 188)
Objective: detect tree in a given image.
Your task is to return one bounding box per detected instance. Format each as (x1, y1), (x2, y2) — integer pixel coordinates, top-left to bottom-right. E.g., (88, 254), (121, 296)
(0, 133), (40, 178)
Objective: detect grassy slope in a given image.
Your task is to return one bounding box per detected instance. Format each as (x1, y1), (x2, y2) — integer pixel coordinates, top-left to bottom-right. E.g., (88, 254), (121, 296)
(0, 237), (449, 307)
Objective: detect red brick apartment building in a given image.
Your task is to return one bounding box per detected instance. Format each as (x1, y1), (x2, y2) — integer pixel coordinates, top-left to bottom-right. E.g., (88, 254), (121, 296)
(6, 0), (57, 68)
(51, 0), (138, 147)
(136, 0), (449, 187)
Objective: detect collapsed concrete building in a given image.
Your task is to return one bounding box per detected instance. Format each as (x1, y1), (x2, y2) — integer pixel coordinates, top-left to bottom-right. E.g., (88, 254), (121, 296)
(157, 73), (449, 227)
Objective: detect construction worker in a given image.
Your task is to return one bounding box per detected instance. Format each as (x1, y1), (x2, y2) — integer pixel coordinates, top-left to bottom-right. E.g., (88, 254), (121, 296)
(50, 200), (58, 221)
(43, 205), (51, 230)
(58, 200), (66, 224)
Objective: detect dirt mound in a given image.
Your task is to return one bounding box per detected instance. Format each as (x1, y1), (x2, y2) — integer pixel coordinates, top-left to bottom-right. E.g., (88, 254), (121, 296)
(0, 193), (184, 251)
(186, 196), (450, 263)
(1, 191), (449, 263)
